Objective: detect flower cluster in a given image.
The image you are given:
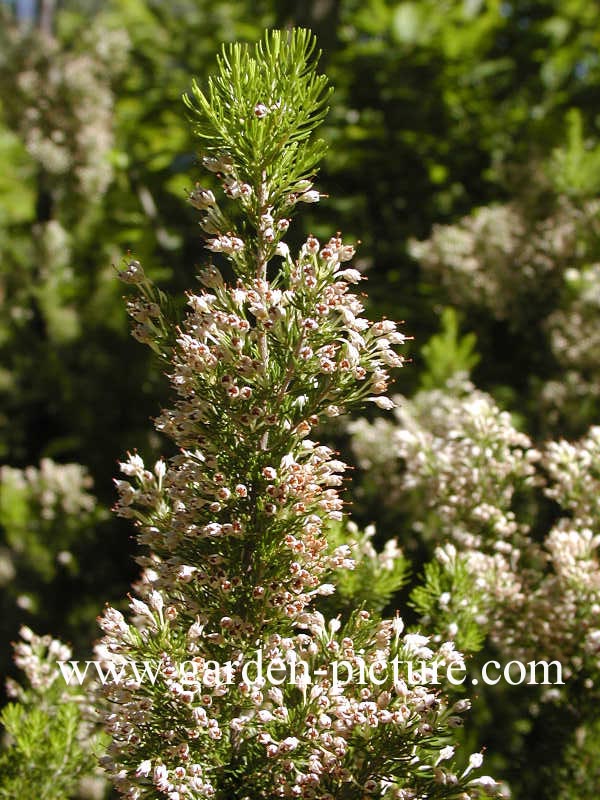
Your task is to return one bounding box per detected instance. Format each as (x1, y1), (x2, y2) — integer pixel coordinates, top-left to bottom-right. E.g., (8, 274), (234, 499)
(0, 17), (129, 197)
(321, 521), (408, 617)
(408, 199), (580, 322)
(541, 264), (600, 424)
(6, 626), (72, 699)
(408, 185), (600, 429)
(544, 426), (600, 525)
(350, 378), (540, 553)
(351, 377), (600, 704)
(489, 428), (600, 691)
(98, 607), (497, 799)
(0, 457), (96, 521)
(0, 458), (102, 614)
(2, 627), (105, 800)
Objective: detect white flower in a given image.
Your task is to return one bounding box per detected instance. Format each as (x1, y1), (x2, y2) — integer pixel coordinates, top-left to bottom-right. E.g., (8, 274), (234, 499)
(468, 775), (498, 796)
(338, 268), (361, 282)
(298, 189), (320, 203)
(189, 186), (216, 210)
(279, 736), (299, 752)
(136, 760), (152, 778)
(462, 752), (484, 777)
(437, 746), (455, 764)
(403, 633), (433, 658)
(149, 590), (164, 614)
(392, 614), (405, 638)
(120, 453), (146, 478)
(130, 598), (154, 620)
(369, 396), (396, 410)
(328, 617), (342, 633)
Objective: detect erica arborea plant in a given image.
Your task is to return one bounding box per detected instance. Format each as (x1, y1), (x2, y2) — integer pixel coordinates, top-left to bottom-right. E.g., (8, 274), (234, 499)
(98, 28), (499, 800)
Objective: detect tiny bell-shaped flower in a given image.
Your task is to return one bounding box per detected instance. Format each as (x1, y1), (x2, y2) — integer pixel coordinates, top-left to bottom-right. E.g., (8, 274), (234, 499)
(298, 189), (320, 203)
(189, 185), (216, 210)
(118, 259), (146, 284)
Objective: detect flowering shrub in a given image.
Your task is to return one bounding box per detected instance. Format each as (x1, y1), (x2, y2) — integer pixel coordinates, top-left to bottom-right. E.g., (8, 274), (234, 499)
(350, 368), (600, 797)
(96, 30), (499, 800)
(542, 264), (600, 425)
(0, 17), (128, 199)
(0, 627), (104, 800)
(0, 458), (104, 612)
(407, 199), (580, 323)
(350, 377), (540, 552)
(407, 161), (600, 435)
(3, 6), (600, 799)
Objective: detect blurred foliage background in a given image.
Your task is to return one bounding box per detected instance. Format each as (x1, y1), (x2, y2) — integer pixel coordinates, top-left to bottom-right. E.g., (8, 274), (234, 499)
(2, 0), (600, 797)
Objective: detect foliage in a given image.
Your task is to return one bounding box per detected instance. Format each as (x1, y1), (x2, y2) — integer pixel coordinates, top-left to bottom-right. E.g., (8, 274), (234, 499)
(0, 0), (272, 670)
(410, 553), (486, 655)
(320, 521), (409, 616)
(349, 376), (600, 797)
(419, 308), (480, 391)
(548, 108), (600, 199)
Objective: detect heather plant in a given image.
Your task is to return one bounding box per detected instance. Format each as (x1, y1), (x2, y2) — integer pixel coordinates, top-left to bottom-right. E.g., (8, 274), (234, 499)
(406, 140), (600, 437)
(407, 196), (581, 325)
(541, 262), (600, 427)
(349, 364), (600, 796)
(0, 10), (129, 349)
(0, 627), (104, 800)
(0, 458), (105, 656)
(350, 377), (600, 680)
(350, 376), (540, 554)
(98, 29), (498, 799)
(319, 521), (409, 618)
